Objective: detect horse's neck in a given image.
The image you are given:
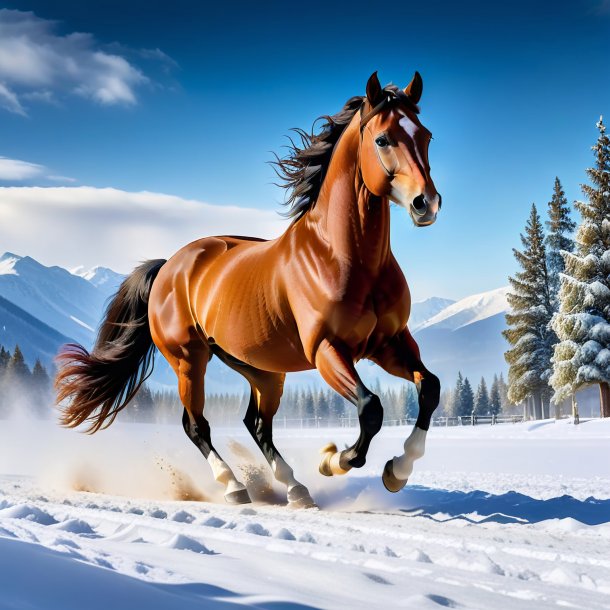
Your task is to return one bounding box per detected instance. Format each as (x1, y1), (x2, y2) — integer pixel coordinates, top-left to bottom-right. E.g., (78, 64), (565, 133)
(305, 120), (391, 271)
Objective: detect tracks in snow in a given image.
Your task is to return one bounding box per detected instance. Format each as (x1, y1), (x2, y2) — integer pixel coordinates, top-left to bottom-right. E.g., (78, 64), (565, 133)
(1, 475), (610, 609)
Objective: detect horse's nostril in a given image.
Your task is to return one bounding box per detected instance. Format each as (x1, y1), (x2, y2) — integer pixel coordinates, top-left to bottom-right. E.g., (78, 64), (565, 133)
(412, 195), (427, 214)
(438, 194), (442, 210)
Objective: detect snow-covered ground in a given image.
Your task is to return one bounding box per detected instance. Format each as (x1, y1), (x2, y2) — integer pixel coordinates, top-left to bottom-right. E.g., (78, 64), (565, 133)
(1, 417), (609, 609)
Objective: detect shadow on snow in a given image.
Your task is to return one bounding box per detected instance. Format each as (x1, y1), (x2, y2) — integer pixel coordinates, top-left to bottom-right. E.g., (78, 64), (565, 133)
(316, 479), (610, 526)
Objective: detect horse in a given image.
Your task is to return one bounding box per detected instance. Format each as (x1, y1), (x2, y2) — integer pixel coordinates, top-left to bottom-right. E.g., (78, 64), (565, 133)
(55, 71), (442, 507)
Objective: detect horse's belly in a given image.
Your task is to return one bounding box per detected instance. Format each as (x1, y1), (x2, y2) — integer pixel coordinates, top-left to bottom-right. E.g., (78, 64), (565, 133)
(210, 320), (313, 373)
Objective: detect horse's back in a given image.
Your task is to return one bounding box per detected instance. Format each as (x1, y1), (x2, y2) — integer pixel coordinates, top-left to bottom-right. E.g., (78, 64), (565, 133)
(148, 235), (311, 371)
(148, 236), (261, 354)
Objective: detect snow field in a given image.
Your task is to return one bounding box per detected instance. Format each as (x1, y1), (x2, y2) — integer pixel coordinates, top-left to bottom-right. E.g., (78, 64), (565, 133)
(0, 417), (609, 609)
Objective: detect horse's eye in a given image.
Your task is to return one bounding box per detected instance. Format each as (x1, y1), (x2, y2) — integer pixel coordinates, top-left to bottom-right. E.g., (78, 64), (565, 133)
(375, 135), (389, 148)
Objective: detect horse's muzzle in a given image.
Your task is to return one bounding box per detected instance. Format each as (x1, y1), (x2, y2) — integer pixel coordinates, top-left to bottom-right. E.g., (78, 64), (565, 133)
(410, 193), (441, 227)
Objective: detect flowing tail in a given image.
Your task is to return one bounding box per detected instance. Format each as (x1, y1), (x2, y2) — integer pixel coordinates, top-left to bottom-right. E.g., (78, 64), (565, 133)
(55, 259), (166, 433)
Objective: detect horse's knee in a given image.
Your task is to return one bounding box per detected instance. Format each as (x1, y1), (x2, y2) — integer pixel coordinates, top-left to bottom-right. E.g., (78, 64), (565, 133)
(359, 393), (384, 436)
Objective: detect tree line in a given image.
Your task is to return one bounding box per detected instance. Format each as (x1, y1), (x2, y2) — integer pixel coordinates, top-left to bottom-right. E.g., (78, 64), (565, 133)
(0, 344), (52, 418)
(443, 372), (512, 418)
(119, 381), (422, 427)
(504, 117), (610, 420)
(0, 343), (531, 426)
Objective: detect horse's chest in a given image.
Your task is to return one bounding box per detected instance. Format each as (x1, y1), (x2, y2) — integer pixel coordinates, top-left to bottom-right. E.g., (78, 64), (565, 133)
(317, 270), (409, 348)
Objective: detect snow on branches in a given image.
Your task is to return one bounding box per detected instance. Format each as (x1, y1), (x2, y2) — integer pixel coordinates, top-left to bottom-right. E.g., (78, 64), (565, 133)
(551, 117), (610, 406)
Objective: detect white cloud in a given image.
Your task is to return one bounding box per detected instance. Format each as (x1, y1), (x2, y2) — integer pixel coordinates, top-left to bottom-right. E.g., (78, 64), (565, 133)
(0, 10), (151, 115)
(0, 186), (288, 272)
(0, 83), (26, 116)
(0, 157), (45, 180)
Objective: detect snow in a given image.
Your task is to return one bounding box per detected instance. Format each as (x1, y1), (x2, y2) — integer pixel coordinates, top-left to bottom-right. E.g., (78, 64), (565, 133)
(417, 286), (510, 332)
(1, 417), (610, 609)
(0, 252), (20, 276)
(408, 297), (456, 332)
(71, 265), (124, 297)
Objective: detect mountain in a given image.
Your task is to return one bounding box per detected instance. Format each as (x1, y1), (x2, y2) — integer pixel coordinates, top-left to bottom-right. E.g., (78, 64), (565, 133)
(409, 297), (456, 332)
(0, 294), (73, 367)
(71, 265), (124, 301)
(417, 287), (509, 332)
(0, 252), (104, 347)
(413, 287), (510, 387)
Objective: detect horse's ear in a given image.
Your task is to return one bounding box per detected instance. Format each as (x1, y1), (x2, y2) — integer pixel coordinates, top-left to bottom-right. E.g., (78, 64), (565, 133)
(366, 71), (384, 106)
(404, 71), (423, 104)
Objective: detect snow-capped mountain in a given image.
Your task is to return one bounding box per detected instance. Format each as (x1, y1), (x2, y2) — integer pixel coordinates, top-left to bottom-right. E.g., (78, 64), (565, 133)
(409, 297), (456, 332)
(417, 286), (509, 332)
(413, 287), (511, 386)
(71, 265), (124, 300)
(0, 252), (105, 347)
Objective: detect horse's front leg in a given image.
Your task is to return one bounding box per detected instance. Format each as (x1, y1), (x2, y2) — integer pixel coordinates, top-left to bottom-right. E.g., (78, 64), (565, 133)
(315, 339), (383, 476)
(371, 329), (440, 492)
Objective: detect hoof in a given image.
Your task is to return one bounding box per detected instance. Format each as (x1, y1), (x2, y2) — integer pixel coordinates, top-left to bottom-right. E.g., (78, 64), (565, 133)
(224, 487), (252, 505)
(382, 459), (407, 493)
(287, 484), (317, 509)
(319, 443), (338, 477)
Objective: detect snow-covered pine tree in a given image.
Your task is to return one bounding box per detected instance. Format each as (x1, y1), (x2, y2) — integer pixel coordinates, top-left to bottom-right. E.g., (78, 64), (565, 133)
(489, 375), (502, 416)
(474, 377), (490, 415)
(546, 177), (576, 306)
(551, 117), (610, 418)
(504, 204), (556, 419)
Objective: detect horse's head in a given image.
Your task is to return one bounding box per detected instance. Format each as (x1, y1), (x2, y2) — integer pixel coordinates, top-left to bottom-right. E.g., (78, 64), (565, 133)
(359, 71), (441, 227)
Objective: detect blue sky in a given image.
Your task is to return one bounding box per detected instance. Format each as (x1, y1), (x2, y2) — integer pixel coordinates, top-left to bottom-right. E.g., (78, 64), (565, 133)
(0, 0), (608, 300)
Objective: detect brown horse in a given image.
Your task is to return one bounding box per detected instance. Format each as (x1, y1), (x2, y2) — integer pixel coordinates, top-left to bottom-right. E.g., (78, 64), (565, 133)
(56, 71), (442, 507)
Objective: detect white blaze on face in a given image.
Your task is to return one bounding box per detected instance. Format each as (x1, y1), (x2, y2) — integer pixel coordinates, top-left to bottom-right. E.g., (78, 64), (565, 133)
(388, 114), (424, 209)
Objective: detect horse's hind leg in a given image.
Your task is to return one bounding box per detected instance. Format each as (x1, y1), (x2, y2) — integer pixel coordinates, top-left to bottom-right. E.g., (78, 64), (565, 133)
(172, 346), (251, 504)
(243, 373), (315, 508)
(213, 348), (315, 507)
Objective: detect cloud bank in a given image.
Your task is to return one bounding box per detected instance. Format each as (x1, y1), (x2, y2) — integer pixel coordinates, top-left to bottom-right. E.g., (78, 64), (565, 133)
(0, 10), (161, 115)
(0, 186), (287, 272)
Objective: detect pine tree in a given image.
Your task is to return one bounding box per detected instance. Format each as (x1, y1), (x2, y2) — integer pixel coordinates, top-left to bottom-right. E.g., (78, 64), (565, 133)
(489, 374), (502, 416)
(452, 372), (464, 417)
(551, 117), (610, 417)
(474, 377), (490, 415)
(7, 345), (30, 380)
(546, 177), (576, 305)
(0, 346), (9, 375)
(404, 384), (419, 420)
(31, 359), (51, 417)
(504, 204), (556, 418)
(498, 373), (509, 411)
(133, 384), (155, 422)
(0, 345), (9, 417)
(459, 377), (475, 417)
(328, 391), (345, 422)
